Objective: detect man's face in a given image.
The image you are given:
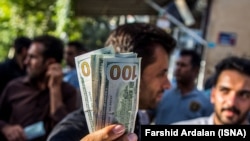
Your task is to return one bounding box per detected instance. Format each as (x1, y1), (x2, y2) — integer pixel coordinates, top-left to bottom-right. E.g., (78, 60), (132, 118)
(64, 46), (78, 68)
(21, 47), (29, 61)
(139, 45), (171, 109)
(174, 55), (195, 83)
(211, 70), (250, 125)
(24, 42), (47, 79)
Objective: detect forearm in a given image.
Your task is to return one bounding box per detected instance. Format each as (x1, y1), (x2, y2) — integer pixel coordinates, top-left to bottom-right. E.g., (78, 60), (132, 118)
(49, 86), (67, 122)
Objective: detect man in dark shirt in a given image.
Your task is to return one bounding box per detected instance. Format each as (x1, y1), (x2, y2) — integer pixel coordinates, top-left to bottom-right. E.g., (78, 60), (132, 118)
(0, 35), (77, 141)
(47, 22), (176, 141)
(0, 36), (31, 95)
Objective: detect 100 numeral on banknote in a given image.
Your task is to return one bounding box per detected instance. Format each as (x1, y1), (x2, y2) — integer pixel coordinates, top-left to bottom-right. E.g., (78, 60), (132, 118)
(97, 58), (141, 133)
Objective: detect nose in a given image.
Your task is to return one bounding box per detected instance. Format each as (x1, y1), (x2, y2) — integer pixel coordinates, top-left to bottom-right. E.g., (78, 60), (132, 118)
(163, 76), (171, 90)
(226, 92), (237, 106)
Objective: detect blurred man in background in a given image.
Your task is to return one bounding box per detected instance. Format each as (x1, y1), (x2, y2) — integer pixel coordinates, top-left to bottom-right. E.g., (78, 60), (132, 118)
(63, 41), (88, 89)
(0, 35), (77, 141)
(155, 49), (213, 124)
(0, 36), (32, 95)
(63, 41), (88, 108)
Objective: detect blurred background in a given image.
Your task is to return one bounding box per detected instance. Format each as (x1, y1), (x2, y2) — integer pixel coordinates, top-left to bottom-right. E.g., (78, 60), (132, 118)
(0, 0), (249, 89)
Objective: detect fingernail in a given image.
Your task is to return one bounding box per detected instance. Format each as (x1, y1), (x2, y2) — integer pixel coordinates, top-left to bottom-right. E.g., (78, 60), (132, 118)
(128, 133), (138, 141)
(112, 125), (125, 134)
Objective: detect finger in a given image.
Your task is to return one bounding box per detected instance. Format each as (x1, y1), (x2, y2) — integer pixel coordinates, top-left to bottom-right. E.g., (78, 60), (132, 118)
(6, 134), (14, 141)
(116, 133), (138, 141)
(9, 131), (19, 141)
(50, 63), (62, 70)
(16, 126), (26, 141)
(47, 66), (63, 77)
(102, 124), (126, 140)
(81, 124), (126, 141)
(127, 133), (138, 141)
(46, 69), (52, 76)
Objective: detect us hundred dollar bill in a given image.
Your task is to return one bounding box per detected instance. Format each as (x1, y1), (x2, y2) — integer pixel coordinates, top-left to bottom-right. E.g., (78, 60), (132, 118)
(75, 46), (115, 133)
(91, 54), (115, 129)
(96, 57), (141, 132)
(93, 53), (138, 130)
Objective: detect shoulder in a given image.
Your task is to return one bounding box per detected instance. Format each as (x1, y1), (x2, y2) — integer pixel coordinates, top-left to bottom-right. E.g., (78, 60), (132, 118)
(162, 88), (177, 97)
(61, 108), (86, 123)
(47, 108), (89, 141)
(0, 77), (26, 101)
(0, 59), (11, 71)
(0, 59), (16, 67)
(4, 77), (25, 89)
(192, 89), (210, 101)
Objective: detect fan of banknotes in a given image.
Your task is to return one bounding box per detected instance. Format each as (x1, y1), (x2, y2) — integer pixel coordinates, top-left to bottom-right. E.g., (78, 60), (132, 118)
(75, 46), (141, 133)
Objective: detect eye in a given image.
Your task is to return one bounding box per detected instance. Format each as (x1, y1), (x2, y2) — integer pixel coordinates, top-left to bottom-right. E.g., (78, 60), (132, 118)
(157, 69), (167, 78)
(161, 69), (168, 76)
(219, 87), (229, 94)
(238, 91), (250, 100)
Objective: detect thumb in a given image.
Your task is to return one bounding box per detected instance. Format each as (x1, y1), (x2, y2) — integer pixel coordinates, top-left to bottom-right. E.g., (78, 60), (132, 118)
(82, 124), (126, 141)
(103, 124), (126, 140)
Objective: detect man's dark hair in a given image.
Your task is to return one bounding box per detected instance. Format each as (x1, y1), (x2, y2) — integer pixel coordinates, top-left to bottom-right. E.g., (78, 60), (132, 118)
(67, 41), (88, 53)
(213, 56), (250, 86)
(14, 36), (32, 54)
(179, 49), (201, 68)
(105, 22), (176, 72)
(33, 35), (64, 63)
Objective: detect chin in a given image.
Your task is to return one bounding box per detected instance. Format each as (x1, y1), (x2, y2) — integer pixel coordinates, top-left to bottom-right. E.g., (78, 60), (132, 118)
(222, 121), (238, 125)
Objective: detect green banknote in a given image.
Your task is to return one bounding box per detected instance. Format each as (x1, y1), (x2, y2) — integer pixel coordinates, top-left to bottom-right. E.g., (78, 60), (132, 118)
(91, 54), (115, 130)
(75, 46), (115, 133)
(97, 57), (141, 132)
(76, 46), (141, 133)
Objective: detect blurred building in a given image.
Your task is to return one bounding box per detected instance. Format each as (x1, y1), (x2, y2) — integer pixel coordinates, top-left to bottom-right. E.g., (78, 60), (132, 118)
(73, 0), (250, 89)
(203, 0), (250, 83)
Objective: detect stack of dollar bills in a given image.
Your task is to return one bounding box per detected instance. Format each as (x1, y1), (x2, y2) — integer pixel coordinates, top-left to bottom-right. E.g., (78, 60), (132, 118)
(75, 46), (141, 133)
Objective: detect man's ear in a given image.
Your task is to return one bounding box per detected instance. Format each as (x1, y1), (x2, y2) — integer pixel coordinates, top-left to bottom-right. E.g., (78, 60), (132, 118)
(192, 67), (200, 77)
(194, 67), (200, 74)
(210, 87), (215, 104)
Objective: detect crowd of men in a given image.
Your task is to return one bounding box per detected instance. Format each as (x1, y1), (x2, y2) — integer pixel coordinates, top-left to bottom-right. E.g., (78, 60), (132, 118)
(0, 22), (249, 141)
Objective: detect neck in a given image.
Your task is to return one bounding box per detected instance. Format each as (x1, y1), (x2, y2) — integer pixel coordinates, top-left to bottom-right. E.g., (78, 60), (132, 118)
(177, 81), (195, 95)
(15, 55), (24, 70)
(29, 76), (48, 90)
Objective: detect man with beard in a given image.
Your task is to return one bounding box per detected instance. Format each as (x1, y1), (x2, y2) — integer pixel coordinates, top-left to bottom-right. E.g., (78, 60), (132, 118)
(47, 22), (176, 141)
(172, 56), (250, 125)
(155, 49), (213, 124)
(0, 35), (77, 141)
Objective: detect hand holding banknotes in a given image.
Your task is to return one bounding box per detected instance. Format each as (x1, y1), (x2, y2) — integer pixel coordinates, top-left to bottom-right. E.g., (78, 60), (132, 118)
(46, 22), (177, 141)
(1, 124), (26, 141)
(80, 124), (138, 141)
(75, 46), (141, 133)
